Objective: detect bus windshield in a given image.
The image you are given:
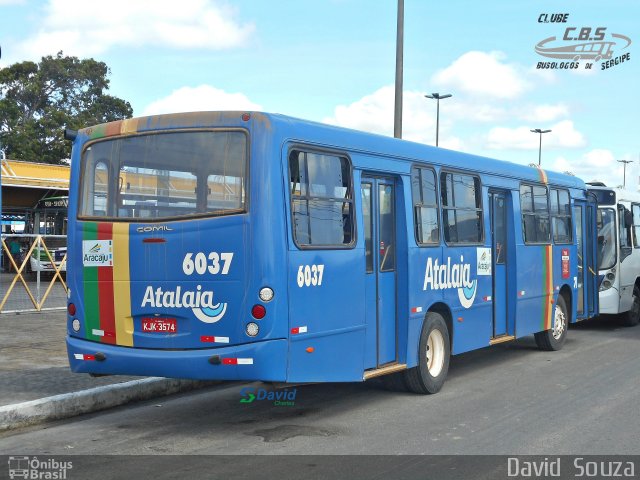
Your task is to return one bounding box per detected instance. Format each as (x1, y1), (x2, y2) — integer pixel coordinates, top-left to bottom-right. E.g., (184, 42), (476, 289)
(596, 208), (616, 270)
(79, 130), (247, 220)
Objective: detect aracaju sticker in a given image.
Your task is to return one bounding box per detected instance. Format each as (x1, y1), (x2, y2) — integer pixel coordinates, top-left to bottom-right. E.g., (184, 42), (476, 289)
(82, 240), (113, 267)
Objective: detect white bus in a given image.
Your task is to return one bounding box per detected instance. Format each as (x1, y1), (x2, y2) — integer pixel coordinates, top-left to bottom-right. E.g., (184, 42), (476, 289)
(588, 184), (640, 326)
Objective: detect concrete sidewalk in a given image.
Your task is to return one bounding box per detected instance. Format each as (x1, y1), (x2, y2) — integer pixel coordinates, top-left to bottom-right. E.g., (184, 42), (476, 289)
(0, 310), (212, 431)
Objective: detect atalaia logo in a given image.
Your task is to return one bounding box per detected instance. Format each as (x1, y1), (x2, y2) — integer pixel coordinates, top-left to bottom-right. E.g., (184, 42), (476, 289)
(422, 248), (491, 309)
(141, 285), (227, 323)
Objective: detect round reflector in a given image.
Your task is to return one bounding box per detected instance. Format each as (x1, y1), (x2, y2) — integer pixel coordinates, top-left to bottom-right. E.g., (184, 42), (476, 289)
(251, 304), (266, 319)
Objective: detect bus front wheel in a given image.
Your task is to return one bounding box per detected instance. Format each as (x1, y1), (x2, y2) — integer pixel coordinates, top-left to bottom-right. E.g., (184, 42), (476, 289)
(404, 312), (450, 394)
(620, 285), (640, 327)
(535, 295), (568, 351)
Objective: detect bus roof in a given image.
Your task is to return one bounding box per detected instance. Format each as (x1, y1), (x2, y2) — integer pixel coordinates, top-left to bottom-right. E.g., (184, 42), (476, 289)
(78, 111), (585, 191)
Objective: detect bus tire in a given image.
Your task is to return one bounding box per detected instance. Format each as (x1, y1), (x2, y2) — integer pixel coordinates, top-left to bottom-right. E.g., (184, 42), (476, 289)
(620, 285), (640, 327)
(404, 312), (450, 394)
(534, 295), (568, 351)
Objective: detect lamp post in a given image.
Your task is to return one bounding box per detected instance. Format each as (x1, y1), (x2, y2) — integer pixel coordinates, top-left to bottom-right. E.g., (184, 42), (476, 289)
(617, 159), (633, 188)
(393, 0), (404, 139)
(424, 93), (452, 147)
(530, 128), (551, 166)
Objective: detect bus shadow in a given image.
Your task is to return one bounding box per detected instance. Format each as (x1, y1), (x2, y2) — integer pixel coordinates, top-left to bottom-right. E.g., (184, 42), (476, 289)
(570, 315), (625, 332)
(117, 339), (559, 445)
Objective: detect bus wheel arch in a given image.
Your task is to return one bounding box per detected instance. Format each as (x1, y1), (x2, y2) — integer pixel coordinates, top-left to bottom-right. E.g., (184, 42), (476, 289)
(427, 302), (453, 349)
(404, 307), (452, 394)
(620, 281), (640, 327)
(534, 293), (569, 351)
(559, 285), (572, 323)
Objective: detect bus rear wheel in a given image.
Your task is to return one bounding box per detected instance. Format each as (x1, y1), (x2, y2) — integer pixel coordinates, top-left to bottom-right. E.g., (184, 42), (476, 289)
(534, 295), (568, 351)
(620, 285), (640, 327)
(404, 312), (450, 394)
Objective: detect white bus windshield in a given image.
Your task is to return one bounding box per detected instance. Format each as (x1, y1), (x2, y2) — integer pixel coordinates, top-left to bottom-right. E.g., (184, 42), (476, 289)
(79, 130), (247, 220)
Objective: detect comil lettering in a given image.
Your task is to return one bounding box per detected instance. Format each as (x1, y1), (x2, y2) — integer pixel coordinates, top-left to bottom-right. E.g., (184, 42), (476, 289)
(141, 285), (215, 309)
(423, 256), (473, 291)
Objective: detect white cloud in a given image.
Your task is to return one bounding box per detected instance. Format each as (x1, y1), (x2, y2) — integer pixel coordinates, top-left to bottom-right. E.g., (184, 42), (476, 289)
(18, 0), (255, 58)
(432, 51), (534, 99)
(141, 84), (261, 116)
(323, 85), (457, 146)
(486, 120), (586, 150)
(551, 150), (636, 188)
(518, 103), (570, 123)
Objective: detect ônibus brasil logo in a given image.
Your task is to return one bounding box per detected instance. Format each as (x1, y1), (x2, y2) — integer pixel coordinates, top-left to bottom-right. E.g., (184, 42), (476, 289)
(141, 285), (227, 323)
(423, 256), (478, 309)
(240, 387), (297, 406)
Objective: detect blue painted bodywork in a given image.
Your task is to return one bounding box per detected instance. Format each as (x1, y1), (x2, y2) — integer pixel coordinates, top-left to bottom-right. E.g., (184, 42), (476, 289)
(66, 112), (595, 382)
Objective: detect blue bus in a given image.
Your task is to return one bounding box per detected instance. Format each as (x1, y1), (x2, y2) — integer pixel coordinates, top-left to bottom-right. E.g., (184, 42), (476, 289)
(65, 112), (599, 393)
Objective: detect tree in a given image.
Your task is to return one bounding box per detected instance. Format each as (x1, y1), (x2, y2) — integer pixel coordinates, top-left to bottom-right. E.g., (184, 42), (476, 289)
(0, 51), (133, 164)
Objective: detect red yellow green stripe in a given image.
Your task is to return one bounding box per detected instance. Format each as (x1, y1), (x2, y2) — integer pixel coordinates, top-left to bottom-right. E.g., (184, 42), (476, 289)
(97, 223), (116, 344)
(537, 167), (548, 184)
(82, 118), (140, 140)
(82, 222), (133, 346)
(82, 223), (101, 342)
(541, 245), (553, 330)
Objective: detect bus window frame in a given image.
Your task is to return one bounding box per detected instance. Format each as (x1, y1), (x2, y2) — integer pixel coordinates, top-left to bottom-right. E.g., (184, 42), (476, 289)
(520, 182), (551, 245)
(287, 145), (357, 251)
(597, 207), (617, 271)
(631, 203), (640, 249)
(439, 168), (484, 246)
(550, 187), (573, 245)
(76, 128), (251, 223)
(410, 164), (440, 248)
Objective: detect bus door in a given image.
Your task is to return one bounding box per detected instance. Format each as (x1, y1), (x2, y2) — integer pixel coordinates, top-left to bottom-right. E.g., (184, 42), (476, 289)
(361, 176), (397, 366)
(586, 197), (598, 317)
(574, 201), (587, 319)
(572, 198), (599, 320)
(489, 190), (510, 337)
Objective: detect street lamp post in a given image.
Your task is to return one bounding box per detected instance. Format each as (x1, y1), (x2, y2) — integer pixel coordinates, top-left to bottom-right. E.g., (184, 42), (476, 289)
(393, 0), (404, 139)
(617, 159), (633, 188)
(425, 93), (452, 147)
(530, 128), (552, 166)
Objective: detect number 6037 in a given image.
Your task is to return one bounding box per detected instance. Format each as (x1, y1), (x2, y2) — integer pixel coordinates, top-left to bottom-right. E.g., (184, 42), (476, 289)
(297, 264), (324, 287)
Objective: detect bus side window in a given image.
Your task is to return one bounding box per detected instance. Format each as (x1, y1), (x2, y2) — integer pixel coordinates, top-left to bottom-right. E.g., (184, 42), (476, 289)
(440, 172), (482, 244)
(632, 204), (640, 248)
(289, 150), (354, 248)
(520, 184), (550, 244)
(411, 166), (439, 245)
(550, 188), (572, 244)
(619, 205), (633, 259)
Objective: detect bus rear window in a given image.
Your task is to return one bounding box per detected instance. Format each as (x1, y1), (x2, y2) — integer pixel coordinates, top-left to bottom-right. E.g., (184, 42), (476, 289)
(79, 131), (247, 220)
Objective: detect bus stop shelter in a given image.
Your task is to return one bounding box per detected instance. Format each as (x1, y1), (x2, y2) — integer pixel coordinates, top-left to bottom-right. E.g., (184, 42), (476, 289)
(1, 158), (70, 313)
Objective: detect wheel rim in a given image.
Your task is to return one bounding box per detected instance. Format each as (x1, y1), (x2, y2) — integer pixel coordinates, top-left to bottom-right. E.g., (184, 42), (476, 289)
(552, 303), (566, 340)
(426, 329), (445, 377)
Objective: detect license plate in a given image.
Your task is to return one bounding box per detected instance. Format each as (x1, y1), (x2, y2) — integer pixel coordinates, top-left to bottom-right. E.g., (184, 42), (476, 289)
(142, 318), (177, 333)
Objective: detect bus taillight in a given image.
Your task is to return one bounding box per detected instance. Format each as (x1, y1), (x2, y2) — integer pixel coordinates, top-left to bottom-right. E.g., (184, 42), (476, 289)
(68, 303), (76, 316)
(251, 304), (266, 319)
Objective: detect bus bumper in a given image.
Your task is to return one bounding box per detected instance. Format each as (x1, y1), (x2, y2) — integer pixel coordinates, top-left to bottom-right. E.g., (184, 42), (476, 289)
(66, 335), (288, 381)
(598, 287), (620, 314)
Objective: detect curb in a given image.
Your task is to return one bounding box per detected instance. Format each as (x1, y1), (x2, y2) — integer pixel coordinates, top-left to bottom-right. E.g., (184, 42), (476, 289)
(0, 378), (217, 432)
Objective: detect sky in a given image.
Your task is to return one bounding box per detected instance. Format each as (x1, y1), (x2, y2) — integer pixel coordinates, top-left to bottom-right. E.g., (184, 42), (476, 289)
(0, 0), (638, 188)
